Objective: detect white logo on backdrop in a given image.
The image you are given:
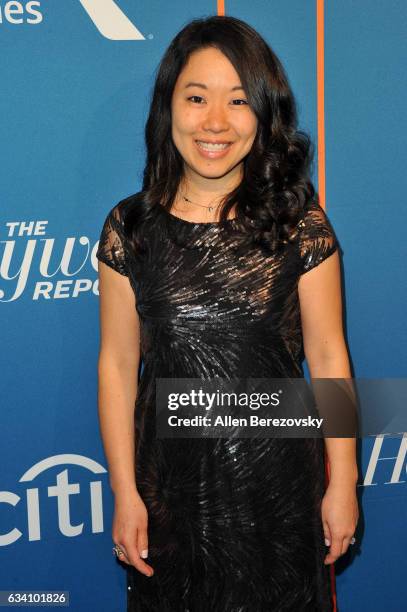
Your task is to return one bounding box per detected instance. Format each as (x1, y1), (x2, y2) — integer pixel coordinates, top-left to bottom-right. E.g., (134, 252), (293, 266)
(0, 1), (145, 38)
(0, 454), (107, 545)
(0, 220), (100, 301)
(359, 432), (407, 486)
(79, 0), (145, 40)
(0, 1), (42, 24)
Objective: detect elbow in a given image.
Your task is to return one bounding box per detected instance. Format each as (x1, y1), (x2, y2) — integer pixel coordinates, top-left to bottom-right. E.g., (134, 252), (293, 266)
(305, 338), (351, 377)
(98, 349), (140, 378)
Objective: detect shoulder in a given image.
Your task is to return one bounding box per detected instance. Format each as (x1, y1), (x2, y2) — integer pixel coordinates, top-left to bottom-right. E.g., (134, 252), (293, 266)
(298, 199), (338, 243)
(98, 193), (147, 245)
(106, 192), (143, 225)
(297, 199), (340, 274)
(300, 199), (334, 229)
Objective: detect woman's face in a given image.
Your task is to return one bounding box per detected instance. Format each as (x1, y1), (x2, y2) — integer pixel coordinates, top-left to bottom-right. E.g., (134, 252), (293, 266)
(171, 47), (258, 185)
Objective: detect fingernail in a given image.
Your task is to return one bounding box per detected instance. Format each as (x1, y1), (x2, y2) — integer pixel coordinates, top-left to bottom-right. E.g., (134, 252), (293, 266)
(141, 549), (148, 558)
(325, 538), (331, 546)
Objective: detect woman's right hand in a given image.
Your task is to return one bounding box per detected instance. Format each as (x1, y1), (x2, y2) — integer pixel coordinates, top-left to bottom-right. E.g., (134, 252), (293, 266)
(112, 489), (154, 577)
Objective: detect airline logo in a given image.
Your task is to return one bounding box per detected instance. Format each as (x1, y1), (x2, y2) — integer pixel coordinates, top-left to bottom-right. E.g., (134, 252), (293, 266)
(79, 0), (145, 40)
(0, 1), (146, 40)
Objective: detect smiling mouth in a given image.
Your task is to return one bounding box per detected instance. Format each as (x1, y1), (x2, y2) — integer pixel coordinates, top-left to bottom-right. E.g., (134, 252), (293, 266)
(195, 140), (232, 151)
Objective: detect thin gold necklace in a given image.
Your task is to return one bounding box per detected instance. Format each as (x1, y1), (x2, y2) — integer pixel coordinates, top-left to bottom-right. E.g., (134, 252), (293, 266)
(180, 189), (223, 212)
(181, 195), (221, 212)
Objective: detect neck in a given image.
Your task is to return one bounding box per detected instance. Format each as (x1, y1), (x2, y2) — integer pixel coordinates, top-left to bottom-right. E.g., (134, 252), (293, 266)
(180, 164), (243, 204)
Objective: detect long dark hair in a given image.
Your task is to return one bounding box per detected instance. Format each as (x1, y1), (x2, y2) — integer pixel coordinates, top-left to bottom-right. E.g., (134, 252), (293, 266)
(124, 15), (317, 253)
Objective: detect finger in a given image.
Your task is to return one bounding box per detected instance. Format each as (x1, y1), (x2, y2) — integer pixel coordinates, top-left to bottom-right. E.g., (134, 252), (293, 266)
(114, 542), (130, 564)
(324, 536), (343, 564)
(124, 542), (154, 577)
(340, 535), (354, 556)
(137, 527), (149, 560)
(322, 521), (331, 547)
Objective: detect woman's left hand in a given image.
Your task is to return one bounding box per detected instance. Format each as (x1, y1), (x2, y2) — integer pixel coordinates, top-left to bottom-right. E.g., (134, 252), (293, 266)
(321, 480), (359, 564)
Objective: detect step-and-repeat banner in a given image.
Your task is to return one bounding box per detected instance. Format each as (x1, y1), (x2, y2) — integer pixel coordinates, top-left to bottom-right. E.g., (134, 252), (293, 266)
(1, 1), (406, 610)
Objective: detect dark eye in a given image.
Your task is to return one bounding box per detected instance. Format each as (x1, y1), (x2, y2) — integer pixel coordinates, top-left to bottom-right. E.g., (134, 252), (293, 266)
(232, 99), (248, 105)
(187, 96), (204, 104)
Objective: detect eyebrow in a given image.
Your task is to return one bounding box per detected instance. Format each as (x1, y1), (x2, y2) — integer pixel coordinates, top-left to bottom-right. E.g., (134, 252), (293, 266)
(183, 81), (245, 91)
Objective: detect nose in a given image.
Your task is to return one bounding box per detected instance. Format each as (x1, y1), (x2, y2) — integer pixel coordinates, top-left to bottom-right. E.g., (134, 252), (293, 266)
(201, 101), (229, 133)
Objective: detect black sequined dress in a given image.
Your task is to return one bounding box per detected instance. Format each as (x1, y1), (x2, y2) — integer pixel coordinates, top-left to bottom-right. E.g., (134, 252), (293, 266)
(96, 195), (339, 612)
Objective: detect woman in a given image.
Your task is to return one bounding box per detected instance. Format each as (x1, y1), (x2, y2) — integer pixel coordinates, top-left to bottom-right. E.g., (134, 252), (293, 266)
(96, 15), (359, 612)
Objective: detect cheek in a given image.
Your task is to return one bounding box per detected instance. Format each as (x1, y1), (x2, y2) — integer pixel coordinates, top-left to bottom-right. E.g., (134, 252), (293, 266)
(247, 123), (258, 148)
(172, 107), (196, 135)
(235, 115), (258, 142)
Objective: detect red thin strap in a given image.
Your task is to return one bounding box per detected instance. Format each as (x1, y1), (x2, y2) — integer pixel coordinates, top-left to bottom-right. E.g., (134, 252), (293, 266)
(324, 450), (338, 612)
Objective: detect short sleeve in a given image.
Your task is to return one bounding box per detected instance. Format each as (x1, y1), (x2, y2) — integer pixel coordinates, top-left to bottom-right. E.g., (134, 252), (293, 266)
(298, 200), (339, 274)
(96, 203), (129, 277)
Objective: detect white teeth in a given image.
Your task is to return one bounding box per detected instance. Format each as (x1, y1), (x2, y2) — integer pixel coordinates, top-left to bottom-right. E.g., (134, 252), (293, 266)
(196, 141), (230, 151)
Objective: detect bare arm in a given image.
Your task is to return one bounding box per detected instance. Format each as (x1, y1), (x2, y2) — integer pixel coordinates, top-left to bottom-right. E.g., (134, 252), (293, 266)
(298, 250), (359, 564)
(298, 250), (358, 483)
(98, 259), (140, 496)
(97, 258), (154, 576)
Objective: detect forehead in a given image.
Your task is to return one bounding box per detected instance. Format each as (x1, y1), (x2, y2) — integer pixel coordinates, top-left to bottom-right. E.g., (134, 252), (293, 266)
(175, 47), (242, 88)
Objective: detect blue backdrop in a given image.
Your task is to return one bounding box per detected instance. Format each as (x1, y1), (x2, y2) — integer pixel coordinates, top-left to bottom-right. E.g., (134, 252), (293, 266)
(1, 1), (406, 610)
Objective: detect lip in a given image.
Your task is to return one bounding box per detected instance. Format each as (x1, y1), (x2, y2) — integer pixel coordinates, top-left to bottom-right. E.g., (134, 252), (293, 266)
(195, 139), (232, 144)
(194, 139), (233, 159)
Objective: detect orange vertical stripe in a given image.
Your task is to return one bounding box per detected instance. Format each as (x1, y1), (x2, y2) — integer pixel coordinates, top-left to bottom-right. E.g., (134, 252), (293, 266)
(316, 0), (326, 210)
(317, 1), (337, 609)
(325, 454), (338, 612)
(217, 0), (225, 16)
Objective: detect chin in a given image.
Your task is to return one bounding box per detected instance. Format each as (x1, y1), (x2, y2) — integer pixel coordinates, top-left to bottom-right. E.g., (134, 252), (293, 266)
(190, 158), (237, 176)
(195, 167), (234, 180)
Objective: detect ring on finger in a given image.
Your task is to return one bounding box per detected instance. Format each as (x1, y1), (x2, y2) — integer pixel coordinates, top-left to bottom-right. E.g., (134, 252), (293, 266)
(113, 544), (125, 558)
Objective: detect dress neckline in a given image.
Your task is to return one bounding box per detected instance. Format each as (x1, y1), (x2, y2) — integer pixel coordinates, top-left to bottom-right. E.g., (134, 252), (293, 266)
(157, 203), (238, 227)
